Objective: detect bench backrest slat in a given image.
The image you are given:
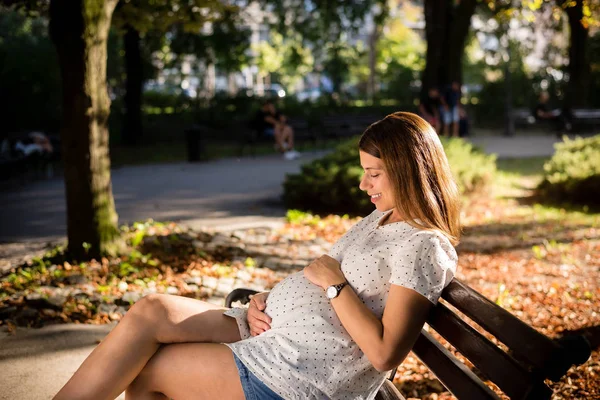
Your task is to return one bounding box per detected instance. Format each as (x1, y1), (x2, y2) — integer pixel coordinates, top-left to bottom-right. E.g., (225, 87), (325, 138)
(412, 330), (501, 400)
(572, 109), (600, 118)
(441, 279), (561, 373)
(427, 303), (552, 399)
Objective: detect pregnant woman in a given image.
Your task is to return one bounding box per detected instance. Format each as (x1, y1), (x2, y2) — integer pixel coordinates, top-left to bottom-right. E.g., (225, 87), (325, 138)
(54, 111), (460, 400)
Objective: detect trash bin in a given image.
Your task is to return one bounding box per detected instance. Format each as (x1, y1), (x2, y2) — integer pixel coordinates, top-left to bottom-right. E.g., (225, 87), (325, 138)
(185, 126), (204, 162)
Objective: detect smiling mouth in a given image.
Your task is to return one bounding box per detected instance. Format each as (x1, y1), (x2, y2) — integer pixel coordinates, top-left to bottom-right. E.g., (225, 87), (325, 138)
(371, 193), (381, 199)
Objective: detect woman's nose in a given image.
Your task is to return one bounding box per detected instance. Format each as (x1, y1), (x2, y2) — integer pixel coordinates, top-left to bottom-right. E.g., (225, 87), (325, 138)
(359, 176), (368, 191)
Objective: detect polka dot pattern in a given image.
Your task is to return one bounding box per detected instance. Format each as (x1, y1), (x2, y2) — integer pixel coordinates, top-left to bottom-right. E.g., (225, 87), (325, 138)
(224, 209), (457, 399)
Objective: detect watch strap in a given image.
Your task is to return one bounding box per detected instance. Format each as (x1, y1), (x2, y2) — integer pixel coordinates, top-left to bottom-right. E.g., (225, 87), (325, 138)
(329, 281), (347, 298)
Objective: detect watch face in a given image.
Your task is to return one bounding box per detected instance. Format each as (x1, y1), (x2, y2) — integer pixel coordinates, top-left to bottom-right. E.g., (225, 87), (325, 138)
(326, 286), (337, 299)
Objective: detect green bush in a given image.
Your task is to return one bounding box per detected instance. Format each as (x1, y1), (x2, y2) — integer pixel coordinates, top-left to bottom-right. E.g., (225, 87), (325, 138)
(441, 138), (497, 194)
(283, 137), (497, 216)
(536, 135), (600, 206)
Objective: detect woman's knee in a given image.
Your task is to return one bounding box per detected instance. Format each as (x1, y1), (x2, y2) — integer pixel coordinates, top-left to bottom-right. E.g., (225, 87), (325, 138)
(130, 294), (167, 318)
(126, 294), (170, 333)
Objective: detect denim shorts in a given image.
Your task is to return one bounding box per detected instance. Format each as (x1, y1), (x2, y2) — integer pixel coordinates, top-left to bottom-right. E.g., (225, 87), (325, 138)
(263, 128), (275, 137)
(233, 353), (283, 400)
(440, 106), (459, 124)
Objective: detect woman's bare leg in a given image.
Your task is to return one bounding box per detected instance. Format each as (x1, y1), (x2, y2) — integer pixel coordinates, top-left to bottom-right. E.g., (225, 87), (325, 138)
(125, 343), (244, 400)
(282, 125), (294, 150)
(53, 294), (241, 400)
(274, 126), (285, 152)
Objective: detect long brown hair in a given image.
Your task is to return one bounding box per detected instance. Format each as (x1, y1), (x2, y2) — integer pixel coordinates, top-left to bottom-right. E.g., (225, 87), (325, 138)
(359, 112), (461, 245)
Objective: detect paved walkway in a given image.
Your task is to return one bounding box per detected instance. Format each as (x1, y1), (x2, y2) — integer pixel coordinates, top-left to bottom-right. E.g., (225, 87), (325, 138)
(0, 134), (584, 400)
(0, 134), (583, 273)
(0, 135), (571, 244)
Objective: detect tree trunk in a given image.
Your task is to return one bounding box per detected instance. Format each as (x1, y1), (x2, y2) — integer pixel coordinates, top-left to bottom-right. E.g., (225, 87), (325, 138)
(422, 0), (476, 96)
(446, 0), (477, 84)
(49, 0), (120, 260)
(564, 0), (589, 109)
(422, 0), (449, 96)
(503, 41), (515, 137)
(123, 25), (143, 146)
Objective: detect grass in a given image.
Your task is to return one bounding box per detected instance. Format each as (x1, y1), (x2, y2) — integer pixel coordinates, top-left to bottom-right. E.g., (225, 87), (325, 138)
(490, 155), (600, 226)
(496, 156), (548, 177)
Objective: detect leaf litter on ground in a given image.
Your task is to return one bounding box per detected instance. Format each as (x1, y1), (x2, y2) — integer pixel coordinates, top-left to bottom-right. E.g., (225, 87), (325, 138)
(0, 186), (599, 398)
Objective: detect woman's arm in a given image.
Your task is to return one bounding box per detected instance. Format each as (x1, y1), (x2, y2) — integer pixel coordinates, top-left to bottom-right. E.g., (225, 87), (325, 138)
(331, 283), (431, 372)
(304, 255), (432, 372)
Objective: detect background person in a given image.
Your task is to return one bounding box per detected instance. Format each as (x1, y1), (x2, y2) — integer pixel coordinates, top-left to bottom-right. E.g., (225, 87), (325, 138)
(254, 100), (300, 160)
(534, 91), (572, 134)
(443, 82), (462, 137)
(419, 88), (442, 133)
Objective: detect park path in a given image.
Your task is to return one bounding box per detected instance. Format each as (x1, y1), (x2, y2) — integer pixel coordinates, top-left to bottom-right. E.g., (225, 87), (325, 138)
(0, 134), (572, 273)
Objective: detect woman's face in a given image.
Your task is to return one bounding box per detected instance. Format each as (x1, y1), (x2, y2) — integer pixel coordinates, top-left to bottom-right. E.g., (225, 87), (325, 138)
(359, 150), (396, 213)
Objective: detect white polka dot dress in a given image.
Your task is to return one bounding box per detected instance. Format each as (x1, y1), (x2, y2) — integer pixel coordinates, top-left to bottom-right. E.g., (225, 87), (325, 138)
(224, 209), (457, 400)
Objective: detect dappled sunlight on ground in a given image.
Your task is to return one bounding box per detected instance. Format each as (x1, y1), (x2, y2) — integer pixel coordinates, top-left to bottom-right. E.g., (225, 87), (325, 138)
(1, 175), (599, 398)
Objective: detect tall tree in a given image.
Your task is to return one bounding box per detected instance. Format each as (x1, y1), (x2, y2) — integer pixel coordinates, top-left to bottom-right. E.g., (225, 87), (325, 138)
(49, 0), (120, 259)
(422, 0), (477, 95)
(561, 0), (590, 109)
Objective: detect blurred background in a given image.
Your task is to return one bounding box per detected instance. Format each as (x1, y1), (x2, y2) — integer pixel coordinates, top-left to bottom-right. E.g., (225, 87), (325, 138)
(1, 0), (599, 166)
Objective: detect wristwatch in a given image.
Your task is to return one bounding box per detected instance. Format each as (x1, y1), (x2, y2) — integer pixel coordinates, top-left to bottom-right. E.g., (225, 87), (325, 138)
(326, 281), (348, 299)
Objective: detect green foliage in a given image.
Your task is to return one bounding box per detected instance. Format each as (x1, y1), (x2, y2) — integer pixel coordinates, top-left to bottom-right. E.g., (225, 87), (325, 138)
(440, 138), (497, 194)
(264, 0), (384, 45)
(112, 1), (236, 35)
(286, 210), (321, 225)
(536, 135), (600, 206)
(283, 137), (496, 216)
(0, 9), (61, 133)
(375, 17), (424, 103)
(255, 31), (314, 91)
(283, 138), (370, 215)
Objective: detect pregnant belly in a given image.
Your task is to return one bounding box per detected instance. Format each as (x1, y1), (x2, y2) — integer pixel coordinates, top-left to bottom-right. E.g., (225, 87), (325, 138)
(261, 271), (357, 363)
(264, 271), (335, 329)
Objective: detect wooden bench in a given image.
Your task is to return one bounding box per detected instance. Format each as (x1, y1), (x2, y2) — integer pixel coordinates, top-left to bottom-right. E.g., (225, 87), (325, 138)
(511, 108), (537, 128)
(571, 108), (600, 131)
(317, 115), (382, 141)
(512, 107), (600, 133)
(225, 278), (592, 400)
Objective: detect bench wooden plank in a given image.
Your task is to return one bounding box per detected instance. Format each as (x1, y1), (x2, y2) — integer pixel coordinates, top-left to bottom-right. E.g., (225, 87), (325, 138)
(374, 379), (406, 400)
(427, 302), (551, 399)
(412, 329), (501, 400)
(441, 279), (563, 375)
(572, 109), (600, 119)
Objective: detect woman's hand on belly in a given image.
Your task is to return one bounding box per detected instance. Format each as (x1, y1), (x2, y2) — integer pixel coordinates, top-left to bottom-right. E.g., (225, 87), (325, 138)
(247, 292), (272, 336)
(304, 255), (346, 290)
